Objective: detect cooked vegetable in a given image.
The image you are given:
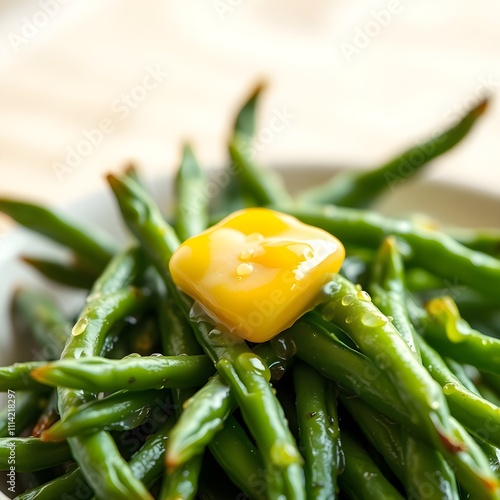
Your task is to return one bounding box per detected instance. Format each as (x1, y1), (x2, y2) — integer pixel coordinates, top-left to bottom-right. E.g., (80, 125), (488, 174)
(1, 84), (500, 499)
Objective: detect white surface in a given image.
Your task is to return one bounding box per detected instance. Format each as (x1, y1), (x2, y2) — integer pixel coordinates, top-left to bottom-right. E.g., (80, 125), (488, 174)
(0, 0), (499, 221)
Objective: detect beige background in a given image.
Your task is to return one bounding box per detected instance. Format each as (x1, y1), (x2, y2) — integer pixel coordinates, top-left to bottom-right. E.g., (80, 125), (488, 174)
(0, 0), (499, 223)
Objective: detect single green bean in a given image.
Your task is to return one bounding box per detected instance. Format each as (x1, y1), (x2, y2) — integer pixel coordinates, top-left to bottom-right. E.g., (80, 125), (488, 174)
(338, 429), (404, 500)
(294, 362), (341, 500)
(370, 235), (420, 357)
(11, 287), (70, 357)
(212, 82), (265, 216)
(0, 437), (71, 471)
(15, 466), (85, 500)
(322, 274), (457, 452)
(160, 455), (202, 500)
(209, 415), (266, 500)
(0, 362), (49, 391)
(285, 204), (500, 296)
(403, 432), (459, 500)
(174, 144), (208, 241)
(0, 198), (116, 270)
(299, 98), (488, 207)
(166, 375), (234, 468)
(20, 256), (99, 289)
(424, 296), (500, 374)
(229, 135), (293, 207)
(41, 389), (168, 441)
(31, 355), (213, 393)
(418, 336), (500, 448)
(340, 394), (405, 481)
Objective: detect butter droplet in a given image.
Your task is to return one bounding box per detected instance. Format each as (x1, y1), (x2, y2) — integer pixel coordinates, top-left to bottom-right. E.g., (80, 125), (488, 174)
(303, 247), (314, 260)
(239, 249), (254, 260)
(71, 317), (88, 336)
(247, 232), (264, 242)
(236, 263), (253, 277)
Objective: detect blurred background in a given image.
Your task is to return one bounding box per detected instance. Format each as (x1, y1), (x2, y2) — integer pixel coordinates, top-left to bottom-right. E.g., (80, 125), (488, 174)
(0, 0), (499, 219)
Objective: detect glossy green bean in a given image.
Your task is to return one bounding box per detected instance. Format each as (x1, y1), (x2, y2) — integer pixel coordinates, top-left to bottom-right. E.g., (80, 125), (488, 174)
(174, 144), (208, 241)
(294, 362), (341, 500)
(31, 355), (213, 393)
(299, 98), (488, 207)
(20, 256), (99, 289)
(338, 430), (404, 500)
(285, 205), (500, 296)
(0, 198), (116, 270)
(0, 437), (71, 471)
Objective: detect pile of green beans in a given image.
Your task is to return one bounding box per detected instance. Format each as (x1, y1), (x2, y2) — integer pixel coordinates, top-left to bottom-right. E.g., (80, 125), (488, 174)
(1, 84), (499, 500)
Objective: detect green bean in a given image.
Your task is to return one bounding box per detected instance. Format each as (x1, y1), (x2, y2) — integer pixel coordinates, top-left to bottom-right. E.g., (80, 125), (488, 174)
(0, 437), (71, 471)
(209, 415), (266, 500)
(15, 466), (85, 500)
(451, 227), (500, 257)
(108, 172), (305, 499)
(174, 144), (208, 241)
(128, 416), (176, 487)
(11, 288), (70, 357)
(279, 319), (498, 497)
(57, 247), (153, 500)
(20, 256), (99, 289)
(0, 362), (49, 391)
(167, 375), (234, 468)
(18, 417), (177, 500)
(0, 198), (116, 270)
(338, 429), (404, 500)
(322, 274), (457, 451)
(445, 358), (481, 396)
(285, 205), (500, 296)
(0, 392), (48, 437)
(229, 135), (293, 207)
(340, 394), (405, 481)
(32, 390), (59, 437)
(182, 315), (305, 499)
(154, 277), (215, 500)
(299, 98), (488, 207)
(403, 432), (459, 500)
(31, 355), (213, 393)
(212, 83), (265, 217)
(233, 82), (265, 139)
(40, 389), (168, 441)
(294, 362), (341, 499)
(160, 455), (203, 500)
(370, 235), (420, 358)
(417, 336), (500, 447)
(424, 296), (500, 374)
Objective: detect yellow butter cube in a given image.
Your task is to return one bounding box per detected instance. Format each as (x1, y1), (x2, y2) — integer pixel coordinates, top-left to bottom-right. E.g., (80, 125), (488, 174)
(169, 208), (345, 342)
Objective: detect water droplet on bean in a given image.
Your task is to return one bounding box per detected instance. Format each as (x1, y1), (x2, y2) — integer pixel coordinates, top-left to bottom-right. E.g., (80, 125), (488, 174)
(71, 317), (88, 336)
(361, 313), (387, 328)
(341, 294), (355, 306)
